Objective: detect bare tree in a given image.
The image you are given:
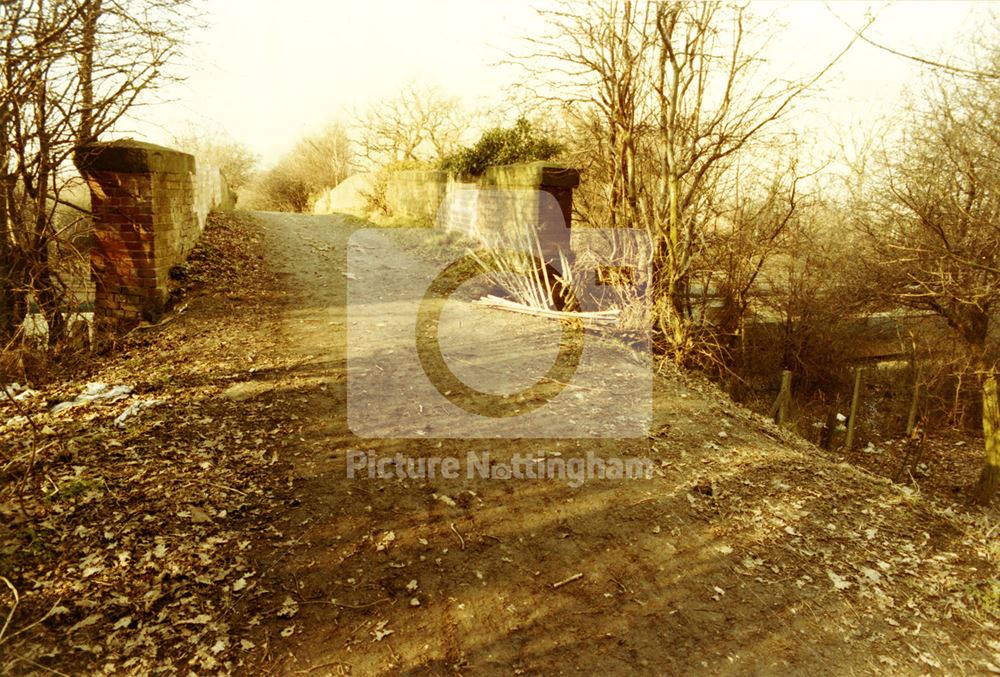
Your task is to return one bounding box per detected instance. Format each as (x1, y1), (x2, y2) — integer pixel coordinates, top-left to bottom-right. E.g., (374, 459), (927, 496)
(246, 123), (352, 213)
(518, 0), (864, 364)
(356, 83), (465, 167)
(0, 0), (194, 347)
(831, 6), (1000, 81)
(517, 0), (652, 231)
(173, 124), (260, 192)
(288, 122), (353, 190)
(860, 55), (1000, 504)
(640, 3), (864, 360)
(699, 159), (804, 366)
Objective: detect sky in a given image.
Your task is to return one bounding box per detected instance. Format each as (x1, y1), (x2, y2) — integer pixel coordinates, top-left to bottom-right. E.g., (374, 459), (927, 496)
(125, 0), (996, 167)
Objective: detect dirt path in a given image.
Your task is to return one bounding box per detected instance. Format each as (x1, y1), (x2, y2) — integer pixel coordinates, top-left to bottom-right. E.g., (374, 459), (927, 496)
(237, 211), (999, 676)
(2, 211), (994, 674)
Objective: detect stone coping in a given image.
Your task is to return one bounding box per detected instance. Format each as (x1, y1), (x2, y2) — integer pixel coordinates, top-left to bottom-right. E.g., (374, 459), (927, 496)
(481, 162), (580, 189)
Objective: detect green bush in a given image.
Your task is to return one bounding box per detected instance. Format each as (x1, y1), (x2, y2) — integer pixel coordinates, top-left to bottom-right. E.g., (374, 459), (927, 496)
(440, 117), (561, 178)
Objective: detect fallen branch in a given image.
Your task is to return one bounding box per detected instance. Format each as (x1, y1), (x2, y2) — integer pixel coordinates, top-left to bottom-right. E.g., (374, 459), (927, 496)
(305, 660), (351, 674)
(314, 598), (391, 610)
(475, 295), (619, 325)
(450, 522), (466, 550)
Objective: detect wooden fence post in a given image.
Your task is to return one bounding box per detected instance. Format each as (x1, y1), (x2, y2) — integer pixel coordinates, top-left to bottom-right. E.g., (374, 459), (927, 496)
(906, 342), (920, 436)
(845, 366), (864, 451)
(905, 381), (921, 437)
(770, 369), (793, 426)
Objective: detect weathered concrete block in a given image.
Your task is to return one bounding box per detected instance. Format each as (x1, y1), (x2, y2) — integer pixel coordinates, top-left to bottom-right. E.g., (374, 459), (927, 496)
(480, 162), (581, 190)
(313, 173), (376, 215)
(74, 140), (195, 175)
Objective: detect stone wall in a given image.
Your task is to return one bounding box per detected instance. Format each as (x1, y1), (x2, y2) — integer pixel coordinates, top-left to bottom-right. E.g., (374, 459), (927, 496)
(479, 162), (579, 235)
(384, 170), (452, 221)
(75, 140), (234, 331)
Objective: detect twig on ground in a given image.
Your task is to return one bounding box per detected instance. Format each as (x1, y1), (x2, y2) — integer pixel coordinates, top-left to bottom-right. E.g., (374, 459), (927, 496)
(307, 598), (391, 610)
(8, 656), (71, 677)
(0, 596), (62, 648)
(552, 572), (584, 589)
(178, 480), (248, 496)
(450, 522), (466, 550)
(301, 661), (351, 674)
(539, 376), (596, 392)
(0, 577), (19, 645)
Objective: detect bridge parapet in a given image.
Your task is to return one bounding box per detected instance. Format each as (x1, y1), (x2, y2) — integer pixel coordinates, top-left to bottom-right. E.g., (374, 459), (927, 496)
(75, 140), (234, 332)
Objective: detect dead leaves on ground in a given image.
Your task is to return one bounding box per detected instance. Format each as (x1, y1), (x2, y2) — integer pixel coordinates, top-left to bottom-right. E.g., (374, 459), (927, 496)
(681, 442), (999, 669)
(0, 213), (293, 674)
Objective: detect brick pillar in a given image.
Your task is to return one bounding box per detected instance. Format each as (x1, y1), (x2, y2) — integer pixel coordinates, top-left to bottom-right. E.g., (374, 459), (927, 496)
(74, 140), (197, 332)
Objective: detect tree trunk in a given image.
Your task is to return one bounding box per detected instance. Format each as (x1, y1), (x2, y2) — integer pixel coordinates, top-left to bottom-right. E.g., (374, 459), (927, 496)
(0, 184), (13, 343)
(78, 0), (102, 144)
(36, 263), (67, 347)
(0, 82), (15, 343)
(0, 247), (28, 345)
(0, 241), (17, 343)
(974, 372), (1000, 505)
(959, 316), (998, 506)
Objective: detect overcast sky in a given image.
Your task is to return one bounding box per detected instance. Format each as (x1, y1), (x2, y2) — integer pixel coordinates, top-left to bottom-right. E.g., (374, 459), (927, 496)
(125, 1), (995, 167)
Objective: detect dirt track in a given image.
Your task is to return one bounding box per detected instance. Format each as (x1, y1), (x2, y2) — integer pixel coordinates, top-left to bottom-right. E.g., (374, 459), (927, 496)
(246, 211), (1000, 675)
(4, 211), (995, 674)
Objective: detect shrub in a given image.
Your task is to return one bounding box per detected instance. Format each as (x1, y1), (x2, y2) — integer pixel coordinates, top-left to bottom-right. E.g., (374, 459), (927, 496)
(440, 117), (561, 178)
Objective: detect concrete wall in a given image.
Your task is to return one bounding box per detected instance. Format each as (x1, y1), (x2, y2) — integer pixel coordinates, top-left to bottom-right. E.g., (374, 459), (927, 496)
(477, 162), (580, 263)
(382, 163), (580, 257)
(332, 162), (648, 311)
(75, 140), (234, 331)
(313, 173), (376, 215)
(480, 163), (579, 232)
(325, 163), (581, 251)
(435, 182), (480, 236)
